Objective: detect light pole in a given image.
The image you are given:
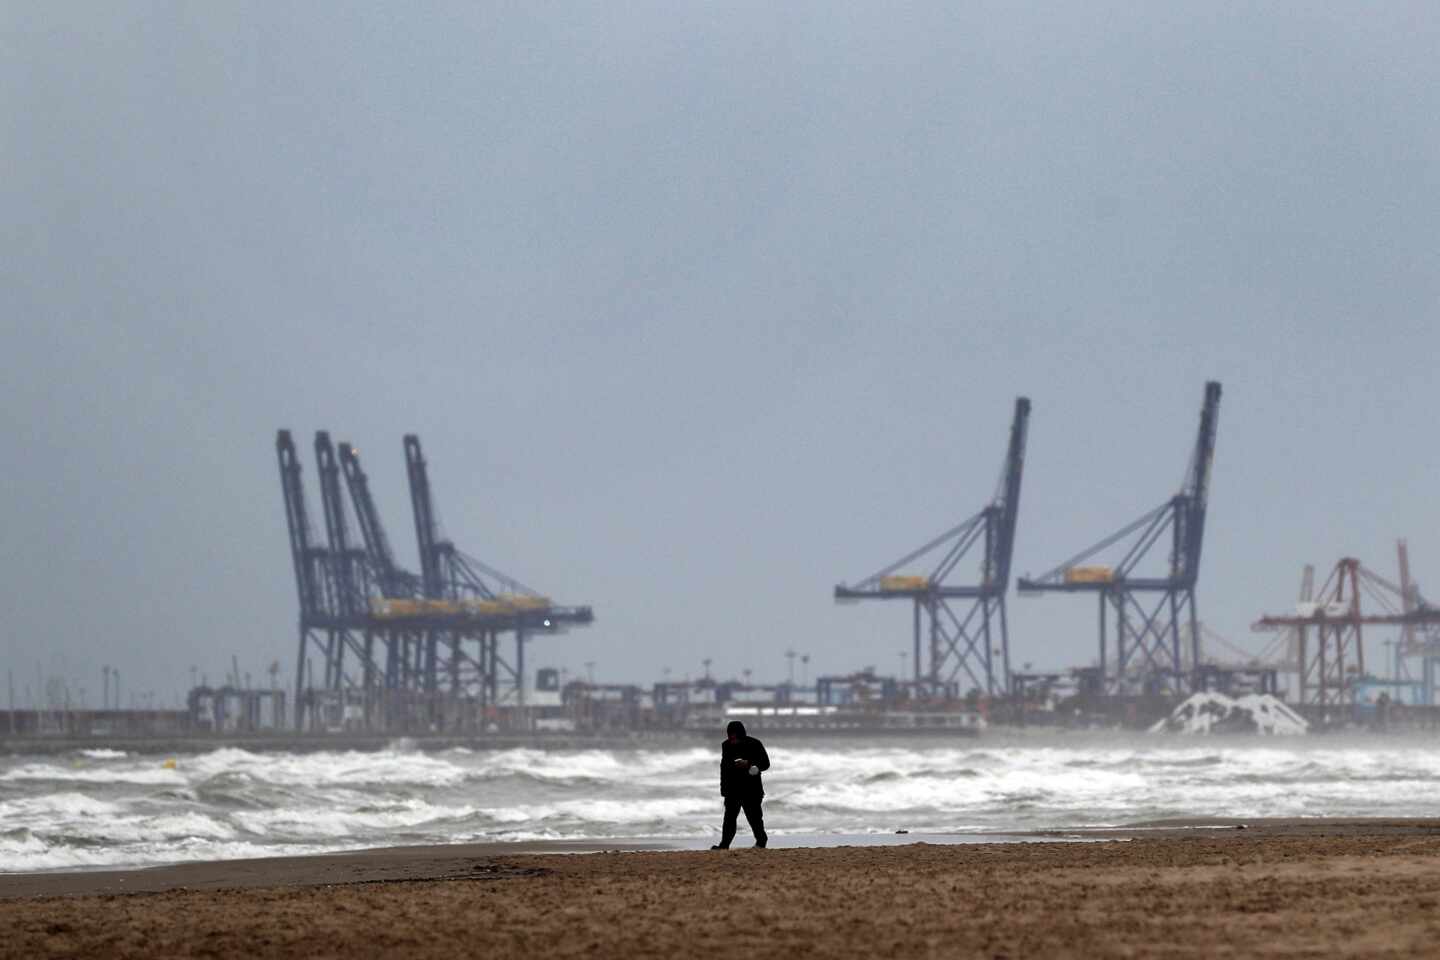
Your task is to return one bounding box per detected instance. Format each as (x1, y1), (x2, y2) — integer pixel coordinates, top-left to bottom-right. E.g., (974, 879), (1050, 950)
(585, 661), (596, 686)
(785, 649), (796, 686)
(702, 658), (712, 681)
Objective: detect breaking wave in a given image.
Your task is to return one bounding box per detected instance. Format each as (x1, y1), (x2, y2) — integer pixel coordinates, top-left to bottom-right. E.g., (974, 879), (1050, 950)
(4, 736), (1440, 872)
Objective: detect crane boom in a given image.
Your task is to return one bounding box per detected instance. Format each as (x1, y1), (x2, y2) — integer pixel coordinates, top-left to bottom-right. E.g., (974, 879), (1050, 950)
(339, 441), (417, 599)
(276, 430), (327, 619)
(404, 434), (446, 600)
(833, 397), (1031, 695)
(1177, 381), (1222, 585)
(1016, 381), (1222, 695)
(314, 432), (365, 616)
(988, 397), (1031, 589)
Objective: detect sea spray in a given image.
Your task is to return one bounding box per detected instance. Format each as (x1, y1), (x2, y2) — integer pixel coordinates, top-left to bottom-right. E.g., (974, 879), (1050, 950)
(4, 737), (1440, 872)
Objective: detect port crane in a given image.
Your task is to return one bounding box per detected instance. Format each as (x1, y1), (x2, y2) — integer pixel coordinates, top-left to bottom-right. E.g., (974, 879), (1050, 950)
(313, 432), (382, 694)
(338, 441), (420, 600)
(401, 434), (593, 707)
(1018, 381), (1221, 694)
(277, 430), (340, 725)
(1393, 540), (1440, 703)
(1253, 550), (1440, 708)
(277, 429), (594, 730)
(834, 397), (1030, 696)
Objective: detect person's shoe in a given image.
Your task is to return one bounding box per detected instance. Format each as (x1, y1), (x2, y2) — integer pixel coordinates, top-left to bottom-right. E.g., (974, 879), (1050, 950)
(753, 842), (767, 849)
(709, 844), (728, 850)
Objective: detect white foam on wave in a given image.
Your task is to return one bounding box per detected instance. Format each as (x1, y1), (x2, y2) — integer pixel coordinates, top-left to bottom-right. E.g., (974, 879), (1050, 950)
(0, 791), (123, 821)
(231, 798), (478, 838)
(3, 806), (239, 846)
(466, 747), (714, 784)
(179, 747), (471, 788)
(552, 796), (714, 824)
(467, 795), (714, 829)
(785, 762), (1147, 815)
(69, 812), (240, 845)
(10, 740), (1440, 871)
(0, 763), (185, 786)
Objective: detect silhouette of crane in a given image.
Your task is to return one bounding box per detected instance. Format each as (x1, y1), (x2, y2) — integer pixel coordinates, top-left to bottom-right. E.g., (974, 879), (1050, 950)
(835, 398), (1030, 696)
(1018, 382), (1221, 695)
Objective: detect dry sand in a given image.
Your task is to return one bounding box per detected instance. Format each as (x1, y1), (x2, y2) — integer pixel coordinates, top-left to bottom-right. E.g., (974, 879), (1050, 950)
(5, 821), (1440, 958)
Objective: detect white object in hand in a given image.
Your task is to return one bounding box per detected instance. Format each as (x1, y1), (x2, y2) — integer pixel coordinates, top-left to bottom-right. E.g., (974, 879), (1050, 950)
(748, 765), (760, 776)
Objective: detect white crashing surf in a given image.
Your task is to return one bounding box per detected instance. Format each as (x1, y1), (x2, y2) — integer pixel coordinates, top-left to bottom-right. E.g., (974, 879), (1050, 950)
(16, 733), (1440, 873)
(1150, 693), (1309, 735)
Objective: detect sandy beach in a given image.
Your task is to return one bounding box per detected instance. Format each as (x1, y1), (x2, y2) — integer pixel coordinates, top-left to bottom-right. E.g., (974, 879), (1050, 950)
(4, 820), (1440, 958)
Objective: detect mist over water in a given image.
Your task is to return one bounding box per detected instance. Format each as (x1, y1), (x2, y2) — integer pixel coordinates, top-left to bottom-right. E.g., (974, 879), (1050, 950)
(3, 736), (1439, 872)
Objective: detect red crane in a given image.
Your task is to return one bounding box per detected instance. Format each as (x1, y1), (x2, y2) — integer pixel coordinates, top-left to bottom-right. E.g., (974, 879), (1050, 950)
(1253, 556), (1440, 706)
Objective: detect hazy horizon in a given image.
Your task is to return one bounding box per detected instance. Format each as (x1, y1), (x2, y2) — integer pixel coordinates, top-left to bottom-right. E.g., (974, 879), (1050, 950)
(4, 3), (1438, 705)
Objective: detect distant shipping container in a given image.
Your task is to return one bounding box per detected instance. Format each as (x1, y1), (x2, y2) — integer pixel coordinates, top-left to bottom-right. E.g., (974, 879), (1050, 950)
(1064, 566), (1114, 584)
(880, 575), (929, 591)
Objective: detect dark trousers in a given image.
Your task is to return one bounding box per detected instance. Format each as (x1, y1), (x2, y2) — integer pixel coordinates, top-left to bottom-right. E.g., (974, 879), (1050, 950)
(720, 796), (766, 848)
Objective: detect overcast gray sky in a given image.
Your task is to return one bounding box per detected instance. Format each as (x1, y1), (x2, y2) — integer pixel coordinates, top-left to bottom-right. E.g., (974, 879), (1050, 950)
(3, 2), (1438, 703)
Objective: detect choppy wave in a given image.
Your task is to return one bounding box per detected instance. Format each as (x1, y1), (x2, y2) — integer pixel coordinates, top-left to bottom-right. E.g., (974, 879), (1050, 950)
(4, 736), (1440, 872)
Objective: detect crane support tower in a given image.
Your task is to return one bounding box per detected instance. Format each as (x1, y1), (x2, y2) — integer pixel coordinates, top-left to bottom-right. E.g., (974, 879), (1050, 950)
(400, 434), (594, 711)
(1018, 381), (1221, 695)
(1394, 540), (1440, 704)
(277, 430), (335, 726)
(313, 432), (375, 695)
(275, 429), (594, 732)
(1253, 551), (1440, 712)
(337, 440), (429, 723)
(834, 397), (1031, 697)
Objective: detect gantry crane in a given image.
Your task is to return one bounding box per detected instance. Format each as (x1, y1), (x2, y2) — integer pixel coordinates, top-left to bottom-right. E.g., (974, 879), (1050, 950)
(1252, 558), (1369, 708)
(1249, 552), (1440, 711)
(338, 441), (419, 600)
(314, 432), (376, 691)
(276, 430), (336, 726)
(337, 440), (429, 705)
(834, 397), (1030, 696)
(276, 429), (594, 731)
(1394, 540), (1440, 702)
(401, 435), (593, 708)
(1018, 381), (1221, 695)
(1236, 565), (1315, 675)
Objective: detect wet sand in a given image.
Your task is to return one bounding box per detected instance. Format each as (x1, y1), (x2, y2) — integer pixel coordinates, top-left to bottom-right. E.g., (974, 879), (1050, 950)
(5, 820), (1440, 957)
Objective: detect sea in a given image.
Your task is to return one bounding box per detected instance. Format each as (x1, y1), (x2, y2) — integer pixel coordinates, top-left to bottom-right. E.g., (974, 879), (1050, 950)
(3, 733), (1439, 873)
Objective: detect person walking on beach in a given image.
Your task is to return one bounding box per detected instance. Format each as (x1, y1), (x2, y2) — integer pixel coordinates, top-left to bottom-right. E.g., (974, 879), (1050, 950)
(712, 719), (769, 849)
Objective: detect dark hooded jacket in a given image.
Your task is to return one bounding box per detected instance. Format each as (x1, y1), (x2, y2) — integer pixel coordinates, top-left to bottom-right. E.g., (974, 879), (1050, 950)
(719, 720), (770, 798)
